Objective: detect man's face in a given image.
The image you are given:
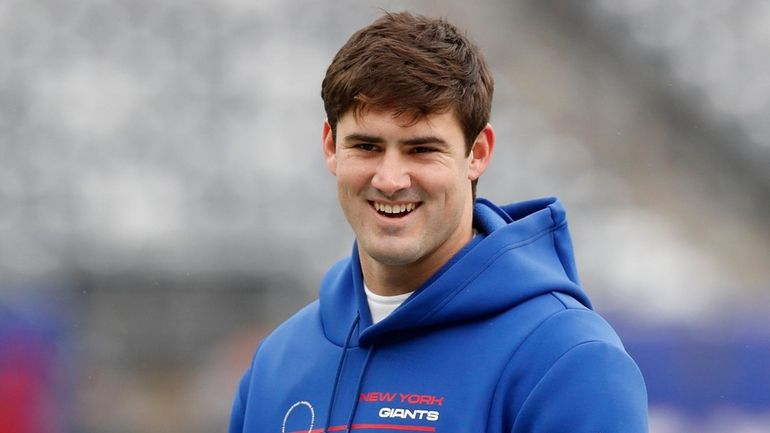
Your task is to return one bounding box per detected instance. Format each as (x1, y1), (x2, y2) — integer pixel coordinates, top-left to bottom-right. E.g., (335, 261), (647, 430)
(323, 109), (493, 275)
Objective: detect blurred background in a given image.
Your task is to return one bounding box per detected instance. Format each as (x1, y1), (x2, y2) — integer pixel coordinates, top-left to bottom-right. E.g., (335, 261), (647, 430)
(1, 0), (769, 432)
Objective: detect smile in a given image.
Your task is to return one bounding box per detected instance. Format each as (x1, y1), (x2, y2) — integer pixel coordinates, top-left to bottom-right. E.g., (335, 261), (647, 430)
(372, 201), (419, 217)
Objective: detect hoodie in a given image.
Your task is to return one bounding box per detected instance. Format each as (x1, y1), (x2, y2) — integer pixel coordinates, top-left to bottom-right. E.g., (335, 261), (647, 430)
(229, 197), (648, 433)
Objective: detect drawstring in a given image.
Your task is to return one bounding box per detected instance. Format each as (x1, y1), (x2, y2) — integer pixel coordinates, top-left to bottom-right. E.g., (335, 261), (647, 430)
(344, 345), (375, 432)
(325, 314), (360, 433)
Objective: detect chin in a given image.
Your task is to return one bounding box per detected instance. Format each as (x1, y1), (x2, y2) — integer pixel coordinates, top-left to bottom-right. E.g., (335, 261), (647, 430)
(363, 244), (423, 267)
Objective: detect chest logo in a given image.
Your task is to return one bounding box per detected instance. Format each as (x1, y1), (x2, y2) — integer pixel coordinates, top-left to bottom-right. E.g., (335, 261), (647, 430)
(281, 400), (315, 433)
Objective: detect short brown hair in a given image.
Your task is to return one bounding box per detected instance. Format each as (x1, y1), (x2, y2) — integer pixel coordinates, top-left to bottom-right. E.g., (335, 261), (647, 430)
(321, 11), (494, 153)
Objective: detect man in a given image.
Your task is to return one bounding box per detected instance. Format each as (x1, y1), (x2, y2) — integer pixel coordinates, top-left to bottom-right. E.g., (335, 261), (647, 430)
(229, 11), (648, 433)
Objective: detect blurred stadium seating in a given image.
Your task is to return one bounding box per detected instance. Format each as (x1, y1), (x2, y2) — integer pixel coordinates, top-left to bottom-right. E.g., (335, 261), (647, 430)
(1, 1), (768, 432)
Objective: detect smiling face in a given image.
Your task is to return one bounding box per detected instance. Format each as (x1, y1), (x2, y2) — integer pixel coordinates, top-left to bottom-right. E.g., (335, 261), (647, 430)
(323, 109), (494, 294)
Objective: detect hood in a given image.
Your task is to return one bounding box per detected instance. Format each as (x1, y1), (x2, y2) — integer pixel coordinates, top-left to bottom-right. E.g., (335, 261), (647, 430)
(319, 197), (591, 347)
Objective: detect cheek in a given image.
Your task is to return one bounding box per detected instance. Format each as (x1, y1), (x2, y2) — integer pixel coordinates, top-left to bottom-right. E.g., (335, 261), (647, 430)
(416, 175), (464, 206)
(428, 164), (471, 194)
(335, 162), (364, 184)
(336, 164), (372, 199)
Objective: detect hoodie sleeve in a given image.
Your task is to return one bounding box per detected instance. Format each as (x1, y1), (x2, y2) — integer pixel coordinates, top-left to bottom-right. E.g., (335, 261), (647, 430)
(228, 366), (252, 433)
(510, 340), (648, 433)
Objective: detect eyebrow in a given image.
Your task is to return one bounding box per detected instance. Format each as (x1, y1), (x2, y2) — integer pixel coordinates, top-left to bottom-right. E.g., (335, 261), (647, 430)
(343, 133), (384, 144)
(343, 133), (448, 146)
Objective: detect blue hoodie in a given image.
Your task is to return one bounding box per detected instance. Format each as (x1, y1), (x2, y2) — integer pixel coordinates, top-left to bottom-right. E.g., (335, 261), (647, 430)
(229, 197), (648, 433)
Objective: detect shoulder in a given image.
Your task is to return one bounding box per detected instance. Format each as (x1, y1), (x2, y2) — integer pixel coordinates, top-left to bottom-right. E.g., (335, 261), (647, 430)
(320, 257), (352, 287)
(238, 300), (327, 383)
(508, 292), (630, 377)
(496, 290), (639, 390)
(491, 292), (648, 432)
(502, 291), (624, 354)
(508, 334), (648, 432)
(259, 258), (351, 349)
(260, 300), (322, 350)
(538, 292), (625, 348)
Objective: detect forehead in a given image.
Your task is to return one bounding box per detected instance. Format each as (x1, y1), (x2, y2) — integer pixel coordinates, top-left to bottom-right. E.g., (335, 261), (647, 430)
(338, 108), (463, 138)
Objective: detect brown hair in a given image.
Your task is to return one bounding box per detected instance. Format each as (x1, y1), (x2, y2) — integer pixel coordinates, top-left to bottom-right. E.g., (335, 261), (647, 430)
(321, 11), (494, 154)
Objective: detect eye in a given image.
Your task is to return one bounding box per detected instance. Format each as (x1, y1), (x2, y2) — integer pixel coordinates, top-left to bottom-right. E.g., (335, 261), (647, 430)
(411, 146), (436, 154)
(355, 143), (378, 152)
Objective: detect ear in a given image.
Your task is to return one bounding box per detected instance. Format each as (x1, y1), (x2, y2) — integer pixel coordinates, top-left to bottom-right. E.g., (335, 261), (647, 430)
(322, 119), (337, 175)
(468, 123), (495, 181)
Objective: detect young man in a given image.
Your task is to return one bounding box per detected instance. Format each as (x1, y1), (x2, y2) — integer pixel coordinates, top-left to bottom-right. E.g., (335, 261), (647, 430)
(229, 12), (648, 433)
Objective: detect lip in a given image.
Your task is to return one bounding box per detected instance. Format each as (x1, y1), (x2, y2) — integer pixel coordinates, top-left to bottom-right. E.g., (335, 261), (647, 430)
(368, 200), (421, 222)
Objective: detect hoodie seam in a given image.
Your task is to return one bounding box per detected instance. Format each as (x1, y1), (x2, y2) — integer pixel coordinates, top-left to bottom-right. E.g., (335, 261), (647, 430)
(550, 292), (570, 309)
(550, 229), (569, 282)
(417, 222), (568, 325)
(548, 204), (576, 287)
(510, 339), (606, 426)
(485, 307), (590, 428)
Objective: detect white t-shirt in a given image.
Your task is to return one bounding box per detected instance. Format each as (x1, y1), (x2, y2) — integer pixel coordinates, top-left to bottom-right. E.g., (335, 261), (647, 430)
(364, 284), (414, 324)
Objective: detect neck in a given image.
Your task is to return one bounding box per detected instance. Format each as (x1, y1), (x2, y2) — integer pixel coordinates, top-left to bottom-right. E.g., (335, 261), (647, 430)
(359, 228), (473, 297)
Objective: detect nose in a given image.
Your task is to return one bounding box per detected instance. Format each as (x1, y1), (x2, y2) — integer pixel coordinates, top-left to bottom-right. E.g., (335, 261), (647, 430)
(371, 149), (411, 196)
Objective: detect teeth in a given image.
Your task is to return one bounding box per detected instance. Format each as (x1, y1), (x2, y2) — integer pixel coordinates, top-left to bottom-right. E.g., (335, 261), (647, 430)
(374, 202), (417, 214)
